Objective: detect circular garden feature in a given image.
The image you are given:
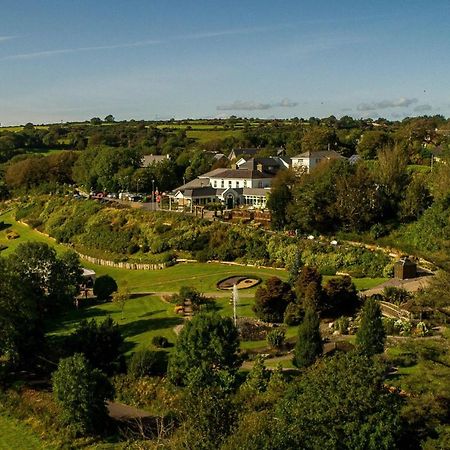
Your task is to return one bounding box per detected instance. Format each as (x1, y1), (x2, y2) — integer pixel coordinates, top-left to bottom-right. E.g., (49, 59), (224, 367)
(217, 275), (261, 290)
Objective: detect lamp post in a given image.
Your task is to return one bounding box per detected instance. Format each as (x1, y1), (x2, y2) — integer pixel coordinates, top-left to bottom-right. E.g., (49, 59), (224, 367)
(152, 179), (155, 210)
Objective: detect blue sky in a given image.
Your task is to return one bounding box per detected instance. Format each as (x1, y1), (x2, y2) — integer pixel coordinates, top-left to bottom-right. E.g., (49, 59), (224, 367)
(1, 0), (450, 125)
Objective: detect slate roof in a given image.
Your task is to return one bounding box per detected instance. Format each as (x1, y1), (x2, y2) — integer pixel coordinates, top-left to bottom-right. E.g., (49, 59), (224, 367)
(141, 154), (169, 167)
(292, 150), (344, 159)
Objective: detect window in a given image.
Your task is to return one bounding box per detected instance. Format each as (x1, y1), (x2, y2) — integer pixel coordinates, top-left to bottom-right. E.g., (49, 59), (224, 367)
(236, 181), (240, 188)
(228, 180), (232, 187)
(221, 180), (224, 188)
(244, 180), (247, 187)
(213, 180), (217, 188)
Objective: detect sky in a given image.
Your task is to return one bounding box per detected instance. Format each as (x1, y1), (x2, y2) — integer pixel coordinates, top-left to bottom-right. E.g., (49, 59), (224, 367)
(1, 0), (450, 125)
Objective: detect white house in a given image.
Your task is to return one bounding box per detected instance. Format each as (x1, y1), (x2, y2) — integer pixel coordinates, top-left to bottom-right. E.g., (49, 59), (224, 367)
(291, 150), (345, 173)
(170, 158), (277, 209)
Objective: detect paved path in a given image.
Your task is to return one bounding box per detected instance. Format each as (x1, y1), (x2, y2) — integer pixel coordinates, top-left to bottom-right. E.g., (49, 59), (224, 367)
(107, 401), (152, 421)
(363, 274), (433, 297)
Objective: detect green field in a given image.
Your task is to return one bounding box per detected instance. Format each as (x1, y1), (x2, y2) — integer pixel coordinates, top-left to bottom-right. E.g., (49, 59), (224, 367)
(0, 413), (49, 450)
(187, 129), (243, 143)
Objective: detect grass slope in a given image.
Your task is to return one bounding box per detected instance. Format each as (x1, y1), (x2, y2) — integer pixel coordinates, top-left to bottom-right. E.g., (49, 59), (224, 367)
(0, 413), (49, 450)
(46, 295), (183, 355)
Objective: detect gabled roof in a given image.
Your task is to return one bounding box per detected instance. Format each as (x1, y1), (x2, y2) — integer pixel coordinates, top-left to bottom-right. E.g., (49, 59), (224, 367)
(176, 178), (211, 190)
(210, 168), (272, 179)
(292, 150), (345, 159)
(200, 168), (229, 178)
(228, 148), (259, 159)
(242, 187), (270, 196)
(183, 186), (219, 198)
(141, 154), (169, 167)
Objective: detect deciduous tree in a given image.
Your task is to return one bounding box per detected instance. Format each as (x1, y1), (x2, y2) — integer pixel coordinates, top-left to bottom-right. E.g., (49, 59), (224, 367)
(168, 313), (240, 387)
(52, 353), (113, 436)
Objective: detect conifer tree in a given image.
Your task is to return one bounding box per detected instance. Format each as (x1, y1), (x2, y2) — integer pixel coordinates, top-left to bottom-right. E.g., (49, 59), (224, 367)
(356, 297), (386, 356)
(293, 308), (322, 368)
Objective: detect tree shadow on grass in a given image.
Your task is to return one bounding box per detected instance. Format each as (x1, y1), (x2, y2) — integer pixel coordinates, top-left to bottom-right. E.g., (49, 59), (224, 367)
(130, 293), (152, 299)
(139, 310), (166, 318)
(119, 317), (183, 353)
(44, 307), (113, 334)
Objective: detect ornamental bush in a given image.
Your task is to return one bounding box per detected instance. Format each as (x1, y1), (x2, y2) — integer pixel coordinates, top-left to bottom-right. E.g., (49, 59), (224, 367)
(128, 349), (168, 378)
(93, 275), (118, 301)
(267, 328), (286, 349)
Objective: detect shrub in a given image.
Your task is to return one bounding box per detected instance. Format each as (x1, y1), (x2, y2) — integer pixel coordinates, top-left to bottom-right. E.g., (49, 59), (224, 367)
(383, 317), (397, 335)
(127, 243), (140, 254)
(324, 276), (359, 315)
(152, 335), (170, 348)
(128, 349), (168, 378)
(52, 353), (113, 436)
(267, 329), (286, 349)
(382, 286), (412, 305)
(253, 277), (295, 323)
(93, 275), (118, 300)
(335, 316), (350, 334)
(284, 302), (303, 326)
(65, 317), (124, 375)
(370, 223), (389, 239)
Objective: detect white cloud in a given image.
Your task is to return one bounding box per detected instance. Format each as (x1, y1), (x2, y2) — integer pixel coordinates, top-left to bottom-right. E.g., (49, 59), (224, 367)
(0, 39), (163, 61)
(277, 98), (298, 107)
(217, 98), (298, 111)
(217, 101), (272, 111)
(357, 97), (418, 111)
(0, 35), (17, 43)
(0, 25), (289, 62)
(413, 104), (432, 112)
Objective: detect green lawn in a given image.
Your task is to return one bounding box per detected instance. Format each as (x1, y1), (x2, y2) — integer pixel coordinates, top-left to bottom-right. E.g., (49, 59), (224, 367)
(0, 413), (49, 450)
(84, 262), (287, 293)
(47, 295), (183, 355)
(350, 277), (388, 291)
(0, 209), (64, 256)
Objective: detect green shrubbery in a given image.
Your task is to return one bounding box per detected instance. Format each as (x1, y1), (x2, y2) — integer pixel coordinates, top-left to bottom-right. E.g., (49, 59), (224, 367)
(128, 349), (168, 378)
(15, 196), (391, 274)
